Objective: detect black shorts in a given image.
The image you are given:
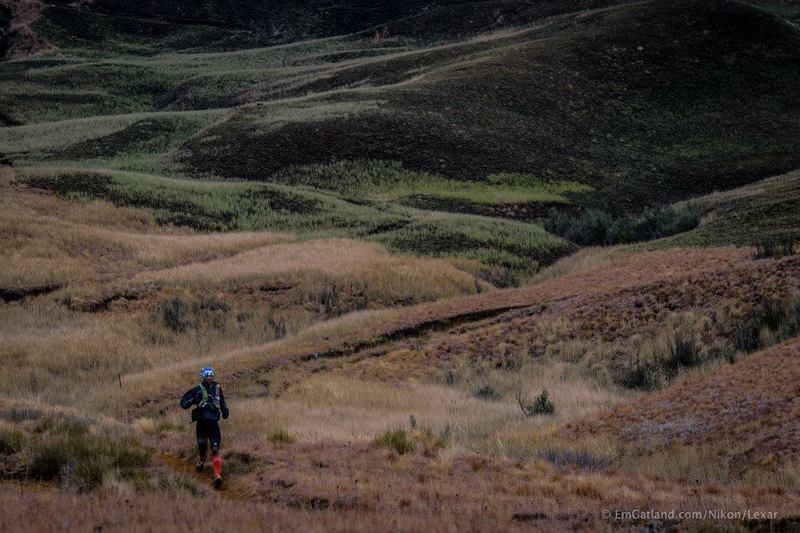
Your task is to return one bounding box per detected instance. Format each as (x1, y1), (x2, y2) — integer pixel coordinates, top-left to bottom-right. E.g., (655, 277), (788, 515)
(196, 419), (221, 450)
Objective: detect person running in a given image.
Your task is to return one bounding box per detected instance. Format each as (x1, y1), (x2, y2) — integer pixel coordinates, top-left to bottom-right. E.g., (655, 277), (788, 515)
(180, 367), (229, 488)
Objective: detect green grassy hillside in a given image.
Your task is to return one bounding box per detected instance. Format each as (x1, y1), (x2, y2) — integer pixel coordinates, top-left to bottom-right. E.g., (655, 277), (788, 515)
(176, 0), (800, 212)
(7, 1), (796, 213)
(1, 0), (799, 267)
(662, 167), (800, 246)
(17, 167), (574, 283)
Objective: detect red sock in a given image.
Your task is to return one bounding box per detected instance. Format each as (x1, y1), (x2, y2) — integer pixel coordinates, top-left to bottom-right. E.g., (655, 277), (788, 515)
(212, 455), (222, 478)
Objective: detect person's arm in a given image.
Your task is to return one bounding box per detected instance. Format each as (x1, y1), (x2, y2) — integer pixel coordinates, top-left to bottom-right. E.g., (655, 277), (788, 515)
(219, 386), (229, 419)
(180, 387), (199, 409)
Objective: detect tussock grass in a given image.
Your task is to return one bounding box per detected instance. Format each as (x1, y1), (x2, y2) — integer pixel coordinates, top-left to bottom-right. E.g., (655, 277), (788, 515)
(0, 406), (150, 492)
(531, 246), (623, 283)
(374, 429), (415, 455)
(219, 358), (626, 460)
(137, 237), (481, 306)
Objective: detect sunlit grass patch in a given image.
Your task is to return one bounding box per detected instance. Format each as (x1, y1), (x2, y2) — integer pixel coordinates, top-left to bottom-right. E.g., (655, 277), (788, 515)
(16, 167), (573, 280)
(270, 159), (591, 205)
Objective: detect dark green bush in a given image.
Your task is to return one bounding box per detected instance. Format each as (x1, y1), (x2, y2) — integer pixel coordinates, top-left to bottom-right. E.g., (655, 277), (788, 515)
(621, 363), (663, 391)
(668, 333), (701, 369)
(27, 442), (70, 480)
(518, 389), (556, 416)
(374, 429), (415, 455)
(529, 389), (556, 415)
(734, 297), (800, 352)
(493, 267), (520, 288)
(544, 204), (699, 246)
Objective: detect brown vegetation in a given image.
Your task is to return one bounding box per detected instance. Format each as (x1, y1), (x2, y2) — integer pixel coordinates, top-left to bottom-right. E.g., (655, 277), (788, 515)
(3, 171), (800, 530)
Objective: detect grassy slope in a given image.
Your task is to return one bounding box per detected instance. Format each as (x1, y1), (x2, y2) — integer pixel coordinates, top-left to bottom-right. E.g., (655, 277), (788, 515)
(40, 0), (623, 49)
(0, 0), (797, 214)
(573, 336), (800, 479)
(15, 167), (574, 279)
(174, 0), (800, 212)
(654, 167), (800, 246)
(1, 0), (798, 280)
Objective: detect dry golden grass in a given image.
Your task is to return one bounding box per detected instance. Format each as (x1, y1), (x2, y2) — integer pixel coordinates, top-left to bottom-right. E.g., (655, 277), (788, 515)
(214, 359), (626, 459)
(0, 176), (294, 291)
(530, 245), (623, 283)
(4, 169), (800, 530)
(137, 237), (481, 303)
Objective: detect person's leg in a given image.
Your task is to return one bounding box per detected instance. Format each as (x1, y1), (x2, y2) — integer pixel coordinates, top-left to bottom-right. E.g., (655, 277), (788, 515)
(209, 420), (222, 480)
(196, 421), (209, 471)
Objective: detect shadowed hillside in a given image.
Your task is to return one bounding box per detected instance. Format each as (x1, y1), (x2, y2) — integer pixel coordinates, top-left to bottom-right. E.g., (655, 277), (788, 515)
(2, 0), (798, 215)
(36, 0), (621, 51)
(176, 0), (800, 212)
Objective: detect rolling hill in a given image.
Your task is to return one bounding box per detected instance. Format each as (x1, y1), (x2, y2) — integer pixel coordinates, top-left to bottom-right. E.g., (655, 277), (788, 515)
(2, 0), (799, 215)
(2, 1), (800, 530)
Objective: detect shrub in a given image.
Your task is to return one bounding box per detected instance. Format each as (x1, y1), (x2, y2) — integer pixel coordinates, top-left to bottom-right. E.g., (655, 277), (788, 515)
(517, 388), (556, 416)
(530, 389), (556, 415)
(27, 441), (70, 480)
(544, 204), (699, 246)
(616, 299), (800, 390)
(473, 383), (501, 401)
(374, 429), (415, 455)
(621, 363), (663, 391)
(735, 296), (800, 351)
(18, 418), (149, 492)
(268, 429), (296, 444)
(668, 331), (701, 369)
(162, 297), (189, 333)
(494, 267), (519, 289)
(754, 236), (796, 259)
(417, 426), (450, 457)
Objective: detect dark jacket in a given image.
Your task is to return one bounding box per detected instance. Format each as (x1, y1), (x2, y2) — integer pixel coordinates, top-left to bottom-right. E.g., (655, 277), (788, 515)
(180, 381), (229, 422)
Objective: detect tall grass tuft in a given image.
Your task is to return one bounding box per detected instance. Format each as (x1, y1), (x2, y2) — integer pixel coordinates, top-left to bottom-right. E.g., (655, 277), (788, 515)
(374, 429), (415, 455)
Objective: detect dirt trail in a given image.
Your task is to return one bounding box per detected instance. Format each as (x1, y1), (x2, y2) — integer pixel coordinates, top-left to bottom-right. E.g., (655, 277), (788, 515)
(153, 451), (252, 501)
